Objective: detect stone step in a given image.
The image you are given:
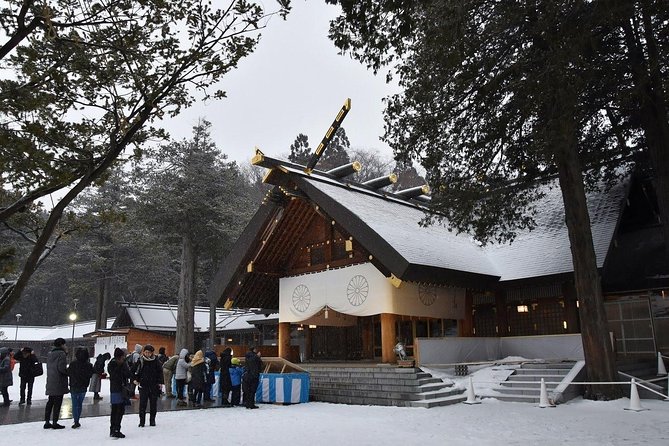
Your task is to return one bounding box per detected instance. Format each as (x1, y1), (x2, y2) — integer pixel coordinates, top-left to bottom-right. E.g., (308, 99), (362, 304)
(485, 362), (578, 404)
(512, 368), (571, 375)
(410, 393), (467, 408)
(412, 387), (464, 400)
(496, 386), (554, 396)
(311, 381), (449, 393)
(502, 382), (561, 389)
(311, 386), (461, 402)
(519, 362), (575, 370)
(490, 394), (543, 404)
(506, 374), (566, 382)
(308, 375), (442, 386)
(304, 366), (453, 408)
(302, 366), (421, 374)
(305, 371), (433, 381)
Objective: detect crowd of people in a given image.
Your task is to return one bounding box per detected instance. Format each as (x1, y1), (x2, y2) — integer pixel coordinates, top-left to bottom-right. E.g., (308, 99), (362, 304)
(0, 339), (264, 439)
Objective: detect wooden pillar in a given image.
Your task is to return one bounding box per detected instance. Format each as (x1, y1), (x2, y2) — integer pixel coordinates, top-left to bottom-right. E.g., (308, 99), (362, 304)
(495, 290), (508, 337)
(459, 290), (474, 336)
(380, 313), (397, 363)
(278, 322), (291, 360)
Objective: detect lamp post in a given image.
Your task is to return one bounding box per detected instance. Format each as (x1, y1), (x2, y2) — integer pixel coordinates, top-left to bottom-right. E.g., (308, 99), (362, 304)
(14, 313), (21, 341)
(69, 312), (77, 361)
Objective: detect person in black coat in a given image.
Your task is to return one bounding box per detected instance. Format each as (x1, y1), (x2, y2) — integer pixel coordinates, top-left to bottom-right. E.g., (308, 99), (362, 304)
(188, 350), (207, 408)
(44, 338), (68, 429)
(242, 345), (262, 409)
(67, 347), (93, 428)
(108, 347), (131, 438)
(218, 347), (232, 407)
(204, 349), (218, 402)
(133, 344), (163, 427)
(15, 347), (40, 405)
(219, 348), (232, 407)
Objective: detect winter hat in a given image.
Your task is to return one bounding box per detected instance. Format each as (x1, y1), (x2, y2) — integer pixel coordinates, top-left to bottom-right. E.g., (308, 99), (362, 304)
(191, 350), (205, 367)
(21, 347), (32, 354)
(114, 347), (125, 358)
(53, 337), (66, 347)
(231, 357), (241, 366)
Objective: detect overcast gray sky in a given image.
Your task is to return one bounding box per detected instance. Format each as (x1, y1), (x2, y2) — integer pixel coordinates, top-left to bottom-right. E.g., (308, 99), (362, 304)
(162, 1), (399, 166)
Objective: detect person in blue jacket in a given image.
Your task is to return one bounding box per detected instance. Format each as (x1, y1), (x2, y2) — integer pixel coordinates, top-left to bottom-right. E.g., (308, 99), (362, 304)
(229, 357), (244, 406)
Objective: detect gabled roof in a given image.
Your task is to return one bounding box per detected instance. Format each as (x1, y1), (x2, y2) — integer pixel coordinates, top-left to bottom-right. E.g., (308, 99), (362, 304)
(113, 302), (275, 333)
(207, 154), (628, 308)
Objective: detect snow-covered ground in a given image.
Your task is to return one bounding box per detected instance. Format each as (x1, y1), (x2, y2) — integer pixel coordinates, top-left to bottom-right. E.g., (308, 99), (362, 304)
(2, 362), (668, 445)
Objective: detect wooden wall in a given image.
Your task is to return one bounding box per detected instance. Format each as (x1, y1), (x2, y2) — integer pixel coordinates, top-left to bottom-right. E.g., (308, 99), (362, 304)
(125, 329), (176, 356)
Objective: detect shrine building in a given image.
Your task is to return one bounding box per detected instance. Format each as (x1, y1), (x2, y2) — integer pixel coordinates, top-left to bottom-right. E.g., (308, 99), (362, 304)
(206, 151), (669, 364)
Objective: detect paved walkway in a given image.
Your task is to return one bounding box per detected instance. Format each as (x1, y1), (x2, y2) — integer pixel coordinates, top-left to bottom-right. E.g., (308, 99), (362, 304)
(0, 395), (233, 426)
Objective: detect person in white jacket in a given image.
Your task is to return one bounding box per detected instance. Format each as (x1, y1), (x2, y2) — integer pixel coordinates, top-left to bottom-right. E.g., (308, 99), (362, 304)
(174, 348), (191, 406)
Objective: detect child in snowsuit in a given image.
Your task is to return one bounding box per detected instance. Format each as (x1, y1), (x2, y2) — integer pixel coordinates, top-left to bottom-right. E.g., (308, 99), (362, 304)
(229, 357), (244, 406)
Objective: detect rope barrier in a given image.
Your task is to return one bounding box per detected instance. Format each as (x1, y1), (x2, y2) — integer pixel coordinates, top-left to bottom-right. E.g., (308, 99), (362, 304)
(467, 379), (669, 400)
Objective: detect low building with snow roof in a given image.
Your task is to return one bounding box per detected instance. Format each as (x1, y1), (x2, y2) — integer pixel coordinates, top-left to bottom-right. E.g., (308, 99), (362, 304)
(85, 302), (279, 358)
(0, 318), (115, 360)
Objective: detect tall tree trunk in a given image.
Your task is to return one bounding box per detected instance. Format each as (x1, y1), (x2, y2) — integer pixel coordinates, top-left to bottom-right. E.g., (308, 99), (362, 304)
(209, 300), (217, 351)
(552, 94), (621, 400)
(95, 276), (110, 330)
(638, 2), (669, 252)
(621, 2), (669, 251)
(176, 231), (197, 352)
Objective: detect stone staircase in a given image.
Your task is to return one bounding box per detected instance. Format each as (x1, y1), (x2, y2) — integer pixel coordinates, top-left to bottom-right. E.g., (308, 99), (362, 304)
(494, 361), (579, 403)
(302, 364), (466, 408)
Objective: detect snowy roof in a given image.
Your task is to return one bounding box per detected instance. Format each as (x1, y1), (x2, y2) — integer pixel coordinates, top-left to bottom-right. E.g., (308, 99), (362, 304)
(302, 177), (499, 277)
(484, 181), (627, 281)
(263, 155), (627, 283)
(247, 313), (280, 324)
(0, 318), (116, 342)
(114, 302), (268, 332)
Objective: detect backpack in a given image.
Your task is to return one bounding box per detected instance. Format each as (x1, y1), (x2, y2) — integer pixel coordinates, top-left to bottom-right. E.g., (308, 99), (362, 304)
(31, 360), (44, 377)
(94, 358), (105, 374)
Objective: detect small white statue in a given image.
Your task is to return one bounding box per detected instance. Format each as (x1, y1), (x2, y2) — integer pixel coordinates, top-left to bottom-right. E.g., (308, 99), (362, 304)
(394, 340), (407, 360)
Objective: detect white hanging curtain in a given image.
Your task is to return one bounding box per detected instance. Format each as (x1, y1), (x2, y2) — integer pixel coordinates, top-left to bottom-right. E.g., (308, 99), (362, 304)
(279, 263), (466, 323)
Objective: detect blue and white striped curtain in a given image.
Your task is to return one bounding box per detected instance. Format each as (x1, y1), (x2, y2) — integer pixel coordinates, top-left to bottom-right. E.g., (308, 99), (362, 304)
(256, 373), (310, 404)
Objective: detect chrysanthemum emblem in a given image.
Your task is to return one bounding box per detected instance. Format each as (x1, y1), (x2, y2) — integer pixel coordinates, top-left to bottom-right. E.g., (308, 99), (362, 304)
(292, 284), (311, 312)
(347, 275), (369, 306)
(419, 284), (437, 306)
